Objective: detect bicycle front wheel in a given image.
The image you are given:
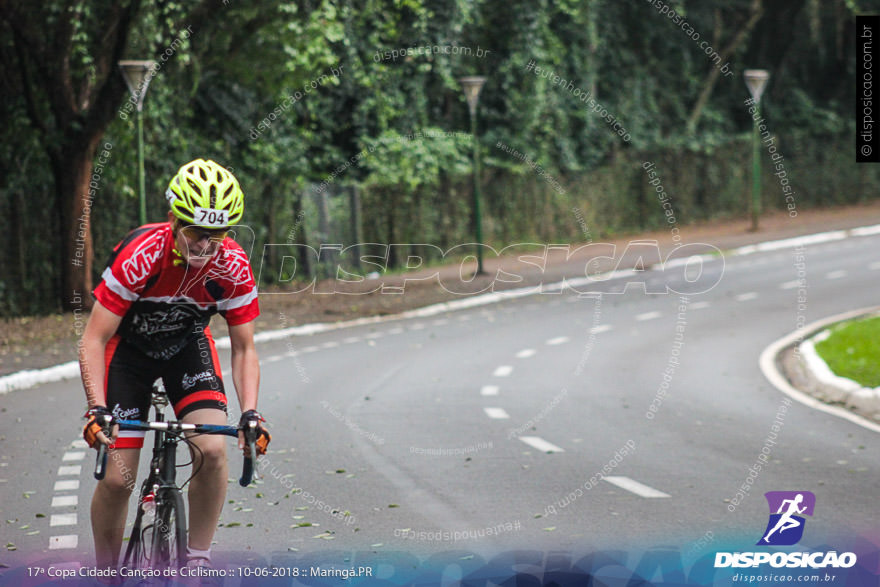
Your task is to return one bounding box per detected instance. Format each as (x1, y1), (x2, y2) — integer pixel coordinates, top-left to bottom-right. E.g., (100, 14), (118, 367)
(151, 488), (187, 571)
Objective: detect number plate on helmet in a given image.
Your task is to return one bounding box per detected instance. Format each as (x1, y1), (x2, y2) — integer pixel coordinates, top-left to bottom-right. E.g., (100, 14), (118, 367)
(194, 207), (229, 227)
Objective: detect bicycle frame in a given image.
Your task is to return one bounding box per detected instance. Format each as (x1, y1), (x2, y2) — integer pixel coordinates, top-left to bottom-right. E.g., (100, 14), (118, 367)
(92, 382), (258, 570)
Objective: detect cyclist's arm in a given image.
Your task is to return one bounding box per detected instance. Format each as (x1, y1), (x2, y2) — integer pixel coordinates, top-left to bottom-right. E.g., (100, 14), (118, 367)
(79, 301), (123, 409)
(229, 320), (260, 412)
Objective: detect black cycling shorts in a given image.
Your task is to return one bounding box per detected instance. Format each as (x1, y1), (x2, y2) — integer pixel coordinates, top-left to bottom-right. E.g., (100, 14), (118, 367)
(103, 325), (227, 449)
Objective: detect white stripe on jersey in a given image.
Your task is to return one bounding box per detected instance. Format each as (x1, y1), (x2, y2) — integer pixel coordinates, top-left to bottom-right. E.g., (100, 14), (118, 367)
(217, 289), (258, 312)
(101, 268), (139, 301)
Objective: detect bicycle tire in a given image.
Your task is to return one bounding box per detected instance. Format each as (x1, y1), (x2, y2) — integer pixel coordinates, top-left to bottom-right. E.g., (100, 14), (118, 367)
(151, 488), (187, 570)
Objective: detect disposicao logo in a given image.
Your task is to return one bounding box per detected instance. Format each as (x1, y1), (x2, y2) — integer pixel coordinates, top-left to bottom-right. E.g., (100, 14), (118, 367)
(714, 491), (858, 569)
(757, 490), (815, 546)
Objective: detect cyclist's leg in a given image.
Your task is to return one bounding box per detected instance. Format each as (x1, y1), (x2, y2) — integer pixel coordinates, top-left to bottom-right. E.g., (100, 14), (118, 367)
(182, 408), (229, 551)
(92, 448), (140, 569)
(164, 324), (228, 553)
(93, 336), (154, 569)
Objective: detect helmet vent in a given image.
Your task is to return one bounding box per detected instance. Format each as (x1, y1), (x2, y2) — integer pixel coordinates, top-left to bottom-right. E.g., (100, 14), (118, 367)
(209, 184), (217, 208)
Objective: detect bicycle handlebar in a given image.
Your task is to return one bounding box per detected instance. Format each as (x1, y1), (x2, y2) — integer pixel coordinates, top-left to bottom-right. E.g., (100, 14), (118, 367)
(93, 414), (112, 481)
(93, 419), (259, 486)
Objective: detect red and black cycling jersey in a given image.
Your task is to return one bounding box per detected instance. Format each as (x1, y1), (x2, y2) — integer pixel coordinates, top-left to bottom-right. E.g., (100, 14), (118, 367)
(93, 223), (260, 360)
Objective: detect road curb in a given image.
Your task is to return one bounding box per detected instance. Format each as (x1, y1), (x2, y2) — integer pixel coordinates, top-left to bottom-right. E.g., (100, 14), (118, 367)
(759, 307), (880, 434)
(798, 321), (880, 421)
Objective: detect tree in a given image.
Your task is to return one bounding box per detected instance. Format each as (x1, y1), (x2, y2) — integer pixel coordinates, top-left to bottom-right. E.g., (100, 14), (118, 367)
(0, 1), (147, 309)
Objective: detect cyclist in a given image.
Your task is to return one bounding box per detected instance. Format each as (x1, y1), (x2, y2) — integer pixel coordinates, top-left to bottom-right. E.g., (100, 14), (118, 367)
(79, 159), (270, 574)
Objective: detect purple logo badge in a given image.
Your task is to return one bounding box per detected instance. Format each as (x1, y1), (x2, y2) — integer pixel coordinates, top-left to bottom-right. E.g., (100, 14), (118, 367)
(757, 491), (816, 546)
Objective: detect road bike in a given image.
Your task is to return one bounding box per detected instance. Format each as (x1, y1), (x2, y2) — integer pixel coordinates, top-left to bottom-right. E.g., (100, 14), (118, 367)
(93, 381), (260, 572)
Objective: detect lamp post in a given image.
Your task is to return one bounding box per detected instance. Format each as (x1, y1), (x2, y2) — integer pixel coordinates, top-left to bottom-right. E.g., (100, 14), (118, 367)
(744, 69), (770, 232)
(459, 76), (487, 275)
(119, 60), (157, 226)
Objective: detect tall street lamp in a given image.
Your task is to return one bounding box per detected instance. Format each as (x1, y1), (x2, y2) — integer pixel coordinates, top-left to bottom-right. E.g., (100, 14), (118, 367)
(119, 60), (157, 226)
(459, 76), (487, 275)
(744, 69), (770, 232)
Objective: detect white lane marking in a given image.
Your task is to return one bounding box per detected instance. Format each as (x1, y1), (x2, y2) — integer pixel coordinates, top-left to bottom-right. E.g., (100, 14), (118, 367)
(320, 341), (340, 349)
(343, 336), (361, 344)
(52, 495), (78, 507)
(50, 513), (77, 527)
(365, 331), (385, 339)
(736, 292), (758, 302)
(53, 480), (79, 492)
(301, 346), (320, 353)
(516, 349), (536, 359)
(546, 336), (570, 345)
(484, 407), (510, 419)
(518, 436), (564, 453)
(493, 365), (513, 377)
(826, 270), (847, 280)
(57, 465), (81, 476)
(590, 324), (613, 334)
(869, 261), (880, 270)
(387, 327), (404, 334)
(70, 440), (88, 449)
(780, 280), (802, 289)
(635, 311), (662, 322)
(480, 385), (500, 396)
(263, 355), (283, 363)
(49, 535), (78, 550)
(603, 476), (671, 498)
(62, 452), (85, 462)
(690, 301), (711, 310)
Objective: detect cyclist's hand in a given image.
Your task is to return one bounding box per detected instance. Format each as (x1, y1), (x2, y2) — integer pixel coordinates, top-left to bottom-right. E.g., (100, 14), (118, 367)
(238, 409), (270, 456)
(83, 406), (117, 448)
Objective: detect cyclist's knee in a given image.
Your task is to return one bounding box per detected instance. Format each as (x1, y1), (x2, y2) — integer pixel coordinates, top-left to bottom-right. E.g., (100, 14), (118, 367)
(99, 468), (136, 496)
(192, 438), (226, 469)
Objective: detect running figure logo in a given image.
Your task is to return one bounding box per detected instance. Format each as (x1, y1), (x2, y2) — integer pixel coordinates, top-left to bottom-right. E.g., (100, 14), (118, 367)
(757, 491), (816, 546)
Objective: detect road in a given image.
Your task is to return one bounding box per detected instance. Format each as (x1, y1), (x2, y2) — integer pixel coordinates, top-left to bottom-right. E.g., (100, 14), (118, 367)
(1, 231), (878, 581)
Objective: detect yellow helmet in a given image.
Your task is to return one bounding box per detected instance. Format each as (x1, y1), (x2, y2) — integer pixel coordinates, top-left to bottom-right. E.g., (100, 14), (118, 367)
(165, 159), (244, 227)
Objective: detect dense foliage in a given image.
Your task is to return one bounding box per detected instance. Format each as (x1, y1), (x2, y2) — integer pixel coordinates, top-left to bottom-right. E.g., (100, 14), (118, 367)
(0, 0), (876, 315)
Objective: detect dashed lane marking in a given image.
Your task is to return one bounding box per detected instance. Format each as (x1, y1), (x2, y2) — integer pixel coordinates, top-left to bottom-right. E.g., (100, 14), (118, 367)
(50, 513), (77, 527)
(480, 385), (500, 396)
(780, 280), (801, 290)
(518, 436), (564, 453)
(516, 349), (536, 358)
(590, 324), (613, 334)
(62, 451), (85, 462)
(493, 365), (513, 377)
(635, 311), (662, 321)
(484, 407), (510, 419)
(546, 336), (570, 345)
(735, 292), (758, 302)
(603, 476), (670, 498)
(57, 465), (81, 476)
(825, 270), (847, 280)
(869, 261), (880, 270)
(53, 480), (79, 492)
(49, 535), (78, 550)
(51, 495), (78, 507)
(690, 301), (711, 310)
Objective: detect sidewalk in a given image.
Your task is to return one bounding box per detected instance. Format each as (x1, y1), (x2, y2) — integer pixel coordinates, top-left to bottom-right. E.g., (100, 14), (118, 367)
(4, 201), (880, 378)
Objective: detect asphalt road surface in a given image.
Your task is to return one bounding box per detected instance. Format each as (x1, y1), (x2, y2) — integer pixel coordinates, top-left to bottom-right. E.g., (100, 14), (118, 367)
(1, 230), (878, 578)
